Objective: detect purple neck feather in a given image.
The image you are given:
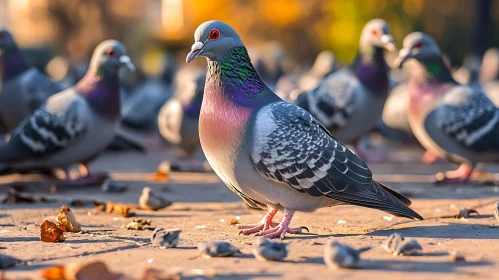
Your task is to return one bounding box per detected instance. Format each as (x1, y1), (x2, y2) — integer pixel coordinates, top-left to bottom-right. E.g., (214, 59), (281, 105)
(205, 47), (280, 109)
(75, 67), (121, 119)
(0, 45), (30, 82)
(350, 46), (389, 94)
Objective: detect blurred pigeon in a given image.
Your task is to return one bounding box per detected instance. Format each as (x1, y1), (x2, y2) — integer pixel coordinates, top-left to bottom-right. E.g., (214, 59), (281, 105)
(0, 40), (134, 184)
(481, 48), (499, 106)
(121, 54), (176, 130)
(198, 241), (240, 257)
(324, 240), (370, 269)
(138, 186), (172, 211)
(379, 81), (414, 141)
(295, 19), (396, 162)
(453, 54), (482, 89)
(396, 32), (499, 184)
(0, 29), (63, 135)
(276, 50), (339, 102)
(157, 69), (205, 171)
(151, 227), (181, 248)
(186, 20), (422, 239)
(252, 238), (288, 261)
(382, 233), (422, 256)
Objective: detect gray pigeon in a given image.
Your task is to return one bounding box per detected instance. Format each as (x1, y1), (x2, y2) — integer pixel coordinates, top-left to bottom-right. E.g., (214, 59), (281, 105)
(324, 240), (370, 269)
(396, 32), (499, 184)
(295, 19), (396, 162)
(121, 54), (175, 130)
(157, 69), (205, 171)
(379, 81), (414, 141)
(151, 227), (181, 248)
(198, 241), (240, 258)
(0, 29), (63, 135)
(186, 20), (422, 240)
(0, 40), (135, 184)
(138, 186), (173, 211)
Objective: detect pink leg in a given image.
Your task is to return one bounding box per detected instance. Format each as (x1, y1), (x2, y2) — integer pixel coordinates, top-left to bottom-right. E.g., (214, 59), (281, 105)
(435, 164), (473, 184)
(255, 209), (308, 240)
(237, 208), (278, 235)
(421, 151), (443, 164)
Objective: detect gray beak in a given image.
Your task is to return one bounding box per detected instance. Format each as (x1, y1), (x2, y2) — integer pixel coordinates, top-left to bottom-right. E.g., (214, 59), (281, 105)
(380, 35), (397, 52)
(186, 41), (205, 63)
(119, 55), (136, 72)
(394, 48), (412, 68)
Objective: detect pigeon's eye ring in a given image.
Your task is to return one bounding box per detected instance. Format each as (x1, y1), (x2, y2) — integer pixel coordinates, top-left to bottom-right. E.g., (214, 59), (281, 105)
(371, 29), (379, 36)
(107, 50), (115, 57)
(414, 42), (424, 49)
(209, 29), (220, 40)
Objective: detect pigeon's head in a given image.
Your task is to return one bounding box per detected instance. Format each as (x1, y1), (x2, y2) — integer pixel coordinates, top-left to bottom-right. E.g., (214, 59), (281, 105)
(186, 20), (244, 63)
(360, 19), (396, 52)
(395, 32), (441, 68)
(142, 186), (151, 195)
(89, 40), (135, 75)
(0, 29), (16, 52)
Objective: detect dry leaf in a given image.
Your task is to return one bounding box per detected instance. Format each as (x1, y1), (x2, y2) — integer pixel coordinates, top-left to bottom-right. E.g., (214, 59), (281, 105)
(40, 220), (65, 243)
(42, 261), (125, 280)
(133, 218), (152, 225)
(94, 201), (135, 217)
(450, 251), (466, 262)
(41, 265), (65, 280)
(154, 162), (170, 182)
(56, 205), (81, 233)
(93, 200), (106, 211)
(229, 218), (239, 225)
(126, 222), (144, 230)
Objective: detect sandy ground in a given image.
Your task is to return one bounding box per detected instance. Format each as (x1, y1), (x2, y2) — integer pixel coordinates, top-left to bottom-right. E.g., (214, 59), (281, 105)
(1, 143), (499, 280)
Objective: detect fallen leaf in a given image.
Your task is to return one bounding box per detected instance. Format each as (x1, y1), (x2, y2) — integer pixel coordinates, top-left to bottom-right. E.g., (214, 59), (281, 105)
(450, 251), (466, 262)
(126, 222), (144, 230)
(42, 261), (126, 280)
(154, 162), (170, 182)
(133, 218), (152, 225)
(56, 205), (81, 233)
(229, 218), (239, 225)
(40, 220), (65, 243)
(94, 201), (135, 217)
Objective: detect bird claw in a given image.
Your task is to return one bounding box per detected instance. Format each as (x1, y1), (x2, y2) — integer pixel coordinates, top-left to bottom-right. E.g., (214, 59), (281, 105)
(300, 226), (309, 233)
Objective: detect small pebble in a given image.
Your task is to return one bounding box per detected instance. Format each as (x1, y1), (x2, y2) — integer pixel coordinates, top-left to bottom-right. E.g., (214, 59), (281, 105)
(198, 241), (240, 257)
(324, 240), (370, 269)
(252, 238), (287, 262)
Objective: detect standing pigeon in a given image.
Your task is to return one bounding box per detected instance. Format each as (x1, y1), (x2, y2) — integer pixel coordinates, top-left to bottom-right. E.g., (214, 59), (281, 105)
(295, 19), (396, 162)
(0, 40), (135, 184)
(396, 32), (499, 183)
(157, 69), (206, 171)
(0, 29), (63, 135)
(186, 20), (422, 239)
(481, 48), (499, 106)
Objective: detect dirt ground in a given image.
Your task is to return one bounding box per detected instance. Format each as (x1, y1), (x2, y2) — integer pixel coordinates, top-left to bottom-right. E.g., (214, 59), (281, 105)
(1, 143), (499, 280)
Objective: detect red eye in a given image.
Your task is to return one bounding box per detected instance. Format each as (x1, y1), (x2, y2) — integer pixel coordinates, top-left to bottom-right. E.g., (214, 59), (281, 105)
(371, 29), (379, 36)
(414, 42), (424, 49)
(107, 50), (115, 56)
(209, 29), (220, 40)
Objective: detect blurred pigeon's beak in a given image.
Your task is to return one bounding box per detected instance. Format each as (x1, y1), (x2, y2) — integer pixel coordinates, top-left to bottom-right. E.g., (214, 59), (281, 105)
(394, 48), (412, 68)
(119, 56), (136, 72)
(381, 35), (397, 52)
(186, 41), (205, 63)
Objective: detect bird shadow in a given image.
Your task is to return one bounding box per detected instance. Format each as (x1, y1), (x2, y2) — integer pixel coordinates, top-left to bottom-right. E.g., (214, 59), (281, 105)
(182, 273), (281, 280)
(366, 223), (499, 240)
(2, 237), (39, 242)
(360, 259), (493, 273)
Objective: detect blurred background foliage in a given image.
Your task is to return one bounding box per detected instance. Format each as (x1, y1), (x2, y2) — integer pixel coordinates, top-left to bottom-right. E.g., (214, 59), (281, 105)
(0, 0), (497, 73)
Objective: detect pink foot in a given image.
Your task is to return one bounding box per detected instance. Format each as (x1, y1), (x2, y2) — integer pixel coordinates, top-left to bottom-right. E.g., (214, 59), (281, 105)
(421, 151), (443, 164)
(237, 208), (278, 235)
(254, 209), (308, 240)
(435, 164), (473, 184)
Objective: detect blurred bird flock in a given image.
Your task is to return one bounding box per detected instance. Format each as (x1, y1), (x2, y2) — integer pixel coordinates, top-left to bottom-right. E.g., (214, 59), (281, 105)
(2, 0), (499, 278)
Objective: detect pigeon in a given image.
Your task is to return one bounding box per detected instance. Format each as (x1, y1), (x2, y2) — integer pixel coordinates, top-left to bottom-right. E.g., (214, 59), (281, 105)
(381, 233), (422, 256)
(198, 241), (240, 258)
(0, 40), (135, 184)
(186, 20), (422, 239)
(151, 227), (181, 248)
(252, 238), (288, 261)
(481, 48), (499, 106)
(379, 81), (414, 141)
(121, 54), (176, 130)
(138, 186), (173, 211)
(396, 32), (499, 184)
(294, 19), (396, 162)
(0, 29), (63, 135)
(324, 240), (370, 269)
(157, 69), (206, 171)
